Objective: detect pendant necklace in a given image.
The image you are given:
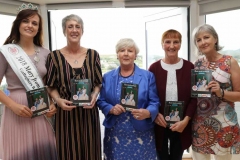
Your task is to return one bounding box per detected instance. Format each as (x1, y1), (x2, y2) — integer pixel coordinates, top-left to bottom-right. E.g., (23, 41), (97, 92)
(73, 53), (86, 64)
(74, 59), (78, 64)
(33, 47), (40, 63)
(18, 44), (40, 63)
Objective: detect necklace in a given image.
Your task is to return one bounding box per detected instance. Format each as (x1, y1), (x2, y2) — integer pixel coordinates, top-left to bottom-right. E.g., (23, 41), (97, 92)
(18, 44), (40, 63)
(71, 53), (86, 64)
(74, 59), (78, 64)
(65, 47), (87, 64)
(119, 67), (135, 78)
(33, 46), (40, 63)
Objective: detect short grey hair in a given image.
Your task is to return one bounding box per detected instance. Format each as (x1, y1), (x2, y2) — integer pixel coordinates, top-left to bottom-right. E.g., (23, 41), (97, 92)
(115, 38), (139, 54)
(62, 14), (84, 35)
(192, 24), (223, 54)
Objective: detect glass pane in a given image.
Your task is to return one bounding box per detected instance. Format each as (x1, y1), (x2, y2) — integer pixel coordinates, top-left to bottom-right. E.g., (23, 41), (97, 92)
(49, 7), (189, 157)
(0, 14), (15, 93)
(50, 7), (188, 72)
(206, 9), (240, 124)
(0, 14), (15, 45)
(0, 14), (15, 123)
(145, 8), (188, 68)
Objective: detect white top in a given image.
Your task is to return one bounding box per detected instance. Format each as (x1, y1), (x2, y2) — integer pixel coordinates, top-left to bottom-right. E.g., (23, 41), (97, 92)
(161, 59), (183, 101)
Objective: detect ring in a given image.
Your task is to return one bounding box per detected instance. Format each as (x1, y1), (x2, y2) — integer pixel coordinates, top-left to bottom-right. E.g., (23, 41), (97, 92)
(136, 116), (139, 119)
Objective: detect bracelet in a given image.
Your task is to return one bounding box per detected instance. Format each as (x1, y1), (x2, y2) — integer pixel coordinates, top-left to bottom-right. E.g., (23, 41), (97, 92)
(221, 89), (224, 99)
(218, 88), (224, 100)
(52, 97), (60, 105)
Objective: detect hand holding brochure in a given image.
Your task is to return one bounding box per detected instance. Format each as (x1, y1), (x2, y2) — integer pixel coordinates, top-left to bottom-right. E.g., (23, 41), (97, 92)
(164, 101), (184, 127)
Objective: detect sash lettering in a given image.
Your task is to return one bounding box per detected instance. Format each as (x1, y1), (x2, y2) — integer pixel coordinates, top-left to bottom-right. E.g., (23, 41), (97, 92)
(0, 44), (44, 91)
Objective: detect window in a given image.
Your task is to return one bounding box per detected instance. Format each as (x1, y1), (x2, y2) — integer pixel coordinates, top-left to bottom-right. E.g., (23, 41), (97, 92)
(0, 14), (15, 95)
(206, 9), (240, 124)
(145, 7), (188, 68)
(49, 7), (189, 157)
(49, 7), (188, 72)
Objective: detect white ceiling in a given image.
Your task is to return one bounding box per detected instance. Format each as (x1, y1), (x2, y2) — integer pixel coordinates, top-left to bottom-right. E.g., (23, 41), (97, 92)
(4, 0), (190, 5)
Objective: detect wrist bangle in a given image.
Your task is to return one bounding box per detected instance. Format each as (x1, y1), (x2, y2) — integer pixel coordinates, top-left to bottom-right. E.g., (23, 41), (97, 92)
(218, 88), (224, 99)
(52, 97), (60, 104)
(222, 89), (224, 99)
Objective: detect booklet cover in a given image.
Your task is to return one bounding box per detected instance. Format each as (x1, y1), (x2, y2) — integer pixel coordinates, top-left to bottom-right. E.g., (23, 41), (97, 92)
(191, 69), (212, 98)
(120, 83), (138, 111)
(70, 79), (91, 106)
(164, 101), (184, 127)
(26, 87), (50, 118)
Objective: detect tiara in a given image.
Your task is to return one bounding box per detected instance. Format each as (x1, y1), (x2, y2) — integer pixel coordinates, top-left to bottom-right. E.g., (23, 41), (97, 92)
(17, 3), (38, 13)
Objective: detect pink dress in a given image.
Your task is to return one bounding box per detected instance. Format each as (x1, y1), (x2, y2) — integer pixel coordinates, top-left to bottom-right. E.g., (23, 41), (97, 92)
(0, 47), (57, 160)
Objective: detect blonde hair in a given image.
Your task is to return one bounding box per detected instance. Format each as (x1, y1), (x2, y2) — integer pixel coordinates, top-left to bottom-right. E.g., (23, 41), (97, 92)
(115, 38), (139, 54)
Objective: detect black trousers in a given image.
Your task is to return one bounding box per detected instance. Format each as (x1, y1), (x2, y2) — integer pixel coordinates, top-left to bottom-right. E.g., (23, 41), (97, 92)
(157, 128), (184, 160)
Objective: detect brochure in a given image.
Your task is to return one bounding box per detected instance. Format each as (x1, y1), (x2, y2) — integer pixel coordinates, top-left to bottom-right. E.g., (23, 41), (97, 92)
(26, 87), (49, 118)
(191, 69), (212, 98)
(164, 101), (184, 127)
(70, 79), (91, 106)
(120, 83), (138, 111)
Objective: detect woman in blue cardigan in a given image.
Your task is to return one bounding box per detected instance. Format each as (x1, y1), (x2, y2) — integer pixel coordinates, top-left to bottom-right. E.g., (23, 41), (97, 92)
(97, 38), (160, 160)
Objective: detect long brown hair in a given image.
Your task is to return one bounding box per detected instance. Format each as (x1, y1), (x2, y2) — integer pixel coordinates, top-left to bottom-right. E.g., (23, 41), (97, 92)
(4, 9), (43, 47)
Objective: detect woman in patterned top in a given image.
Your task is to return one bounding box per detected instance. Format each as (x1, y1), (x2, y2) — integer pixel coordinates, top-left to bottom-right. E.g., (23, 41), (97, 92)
(46, 14), (102, 160)
(191, 24), (240, 160)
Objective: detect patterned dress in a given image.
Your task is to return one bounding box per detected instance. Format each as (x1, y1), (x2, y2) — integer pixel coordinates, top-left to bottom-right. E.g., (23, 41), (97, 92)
(192, 55), (240, 155)
(0, 47), (57, 160)
(103, 74), (157, 160)
(46, 49), (102, 160)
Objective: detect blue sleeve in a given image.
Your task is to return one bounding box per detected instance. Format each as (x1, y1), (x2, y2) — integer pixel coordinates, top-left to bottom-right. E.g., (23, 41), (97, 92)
(146, 72), (160, 122)
(97, 74), (114, 121)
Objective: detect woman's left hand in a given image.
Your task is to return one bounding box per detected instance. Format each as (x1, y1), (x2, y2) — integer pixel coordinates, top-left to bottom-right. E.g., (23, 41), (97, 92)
(207, 81), (222, 97)
(83, 92), (98, 109)
(46, 103), (57, 117)
(170, 120), (188, 133)
(170, 116), (190, 133)
(131, 108), (151, 120)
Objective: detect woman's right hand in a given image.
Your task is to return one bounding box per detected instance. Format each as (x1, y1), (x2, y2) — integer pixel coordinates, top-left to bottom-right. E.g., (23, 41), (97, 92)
(56, 98), (76, 111)
(155, 113), (167, 128)
(109, 104), (125, 115)
(10, 103), (32, 118)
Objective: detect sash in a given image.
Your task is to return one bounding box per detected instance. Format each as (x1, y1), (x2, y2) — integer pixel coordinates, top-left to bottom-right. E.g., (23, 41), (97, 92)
(0, 44), (55, 132)
(0, 44), (44, 90)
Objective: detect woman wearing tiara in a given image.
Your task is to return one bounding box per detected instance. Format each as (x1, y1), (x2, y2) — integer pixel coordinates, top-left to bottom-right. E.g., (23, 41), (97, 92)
(0, 4), (57, 160)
